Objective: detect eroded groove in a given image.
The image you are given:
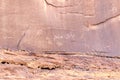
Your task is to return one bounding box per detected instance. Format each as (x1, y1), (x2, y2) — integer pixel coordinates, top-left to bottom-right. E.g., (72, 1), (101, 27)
(43, 51), (120, 59)
(84, 50), (120, 59)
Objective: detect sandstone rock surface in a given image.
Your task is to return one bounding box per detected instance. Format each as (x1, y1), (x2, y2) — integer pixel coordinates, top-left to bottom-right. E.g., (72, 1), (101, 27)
(0, 49), (120, 80)
(0, 0), (120, 56)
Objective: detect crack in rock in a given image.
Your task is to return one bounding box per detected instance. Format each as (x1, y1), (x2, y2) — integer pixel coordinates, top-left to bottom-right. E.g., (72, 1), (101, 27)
(44, 0), (75, 8)
(85, 13), (120, 30)
(17, 27), (29, 49)
(90, 13), (120, 26)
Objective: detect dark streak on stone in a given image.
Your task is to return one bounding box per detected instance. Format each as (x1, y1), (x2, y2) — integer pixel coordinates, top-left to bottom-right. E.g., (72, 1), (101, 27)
(17, 27), (29, 49)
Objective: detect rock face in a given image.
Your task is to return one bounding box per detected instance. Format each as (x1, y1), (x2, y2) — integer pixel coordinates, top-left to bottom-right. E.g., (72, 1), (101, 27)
(0, 0), (120, 56)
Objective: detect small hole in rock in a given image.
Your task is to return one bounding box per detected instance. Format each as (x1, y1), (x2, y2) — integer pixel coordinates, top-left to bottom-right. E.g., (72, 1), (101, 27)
(38, 66), (40, 68)
(1, 61), (7, 64)
(20, 64), (24, 66)
(41, 67), (55, 70)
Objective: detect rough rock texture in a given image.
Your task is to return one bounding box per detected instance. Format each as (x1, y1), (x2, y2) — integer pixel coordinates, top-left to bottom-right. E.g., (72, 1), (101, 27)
(0, 49), (120, 80)
(0, 0), (120, 56)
